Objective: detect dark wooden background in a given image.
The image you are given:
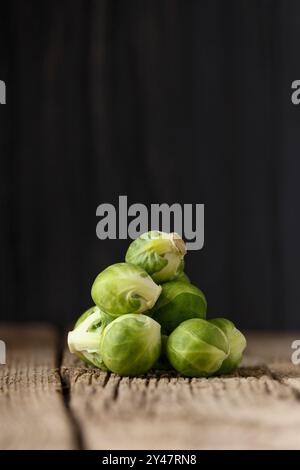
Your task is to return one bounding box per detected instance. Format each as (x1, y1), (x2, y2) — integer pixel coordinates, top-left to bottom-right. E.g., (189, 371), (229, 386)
(1, 0), (300, 329)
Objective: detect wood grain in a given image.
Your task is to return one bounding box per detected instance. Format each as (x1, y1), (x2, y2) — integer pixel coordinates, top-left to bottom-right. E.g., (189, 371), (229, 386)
(1, 325), (300, 449)
(61, 331), (300, 450)
(0, 324), (75, 450)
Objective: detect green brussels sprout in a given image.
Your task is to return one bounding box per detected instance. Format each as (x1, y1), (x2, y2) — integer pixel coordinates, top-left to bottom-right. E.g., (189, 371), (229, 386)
(68, 306), (107, 369)
(154, 334), (171, 370)
(125, 231), (186, 283)
(91, 262), (162, 320)
(101, 314), (161, 376)
(166, 318), (229, 377)
(150, 281), (207, 335)
(210, 318), (247, 374)
(174, 271), (190, 284)
(74, 305), (99, 329)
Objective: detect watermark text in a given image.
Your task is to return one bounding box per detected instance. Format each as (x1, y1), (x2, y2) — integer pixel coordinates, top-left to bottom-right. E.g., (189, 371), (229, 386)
(96, 196), (204, 250)
(291, 340), (300, 365)
(0, 340), (6, 365)
(0, 80), (6, 104)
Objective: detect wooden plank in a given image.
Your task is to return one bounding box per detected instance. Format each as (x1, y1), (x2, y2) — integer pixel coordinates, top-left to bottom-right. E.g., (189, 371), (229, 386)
(244, 332), (300, 399)
(0, 324), (76, 450)
(61, 332), (300, 450)
(244, 331), (299, 367)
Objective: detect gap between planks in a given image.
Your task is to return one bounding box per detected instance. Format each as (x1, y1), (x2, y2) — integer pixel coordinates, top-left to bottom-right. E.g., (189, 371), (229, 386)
(61, 331), (300, 450)
(0, 324), (76, 450)
(1, 325), (300, 450)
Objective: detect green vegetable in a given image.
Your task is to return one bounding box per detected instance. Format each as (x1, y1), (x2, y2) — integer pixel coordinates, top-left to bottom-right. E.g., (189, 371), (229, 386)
(166, 318), (229, 377)
(91, 262), (161, 321)
(154, 334), (171, 370)
(67, 230), (247, 379)
(74, 305), (98, 329)
(174, 271), (190, 284)
(210, 318), (247, 374)
(150, 281), (207, 335)
(68, 306), (107, 369)
(101, 314), (161, 376)
(125, 231), (186, 283)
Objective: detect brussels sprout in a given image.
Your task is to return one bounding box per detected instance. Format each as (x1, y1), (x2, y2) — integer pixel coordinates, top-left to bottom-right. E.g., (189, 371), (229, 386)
(210, 318), (247, 374)
(125, 231), (186, 283)
(174, 271), (190, 284)
(150, 281), (207, 335)
(154, 334), (171, 370)
(91, 262), (162, 320)
(101, 314), (161, 376)
(68, 306), (107, 369)
(167, 318), (229, 377)
(74, 305), (98, 329)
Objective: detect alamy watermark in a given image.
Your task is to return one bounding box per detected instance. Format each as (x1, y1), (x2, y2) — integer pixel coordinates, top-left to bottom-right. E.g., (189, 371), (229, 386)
(96, 196), (204, 250)
(290, 80), (300, 105)
(291, 340), (300, 365)
(0, 340), (6, 365)
(0, 80), (6, 104)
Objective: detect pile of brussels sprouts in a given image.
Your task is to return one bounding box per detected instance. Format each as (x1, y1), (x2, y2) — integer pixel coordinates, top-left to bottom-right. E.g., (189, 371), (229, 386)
(68, 231), (246, 377)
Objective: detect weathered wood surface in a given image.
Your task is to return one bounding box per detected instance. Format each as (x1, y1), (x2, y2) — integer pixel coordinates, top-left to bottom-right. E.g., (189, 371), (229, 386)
(0, 325), (75, 450)
(0, 325), (300, 449)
